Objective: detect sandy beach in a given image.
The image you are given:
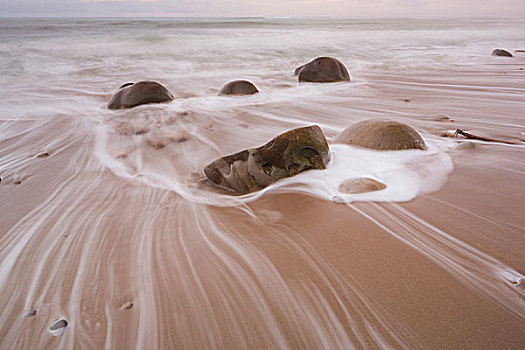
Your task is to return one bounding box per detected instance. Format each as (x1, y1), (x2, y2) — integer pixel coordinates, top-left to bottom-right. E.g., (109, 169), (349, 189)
(1, 18), (524, 349)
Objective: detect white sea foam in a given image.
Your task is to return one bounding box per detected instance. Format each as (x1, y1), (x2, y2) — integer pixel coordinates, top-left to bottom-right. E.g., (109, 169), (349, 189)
(266, 140), (454, 203)
(95, 118), (454, 206)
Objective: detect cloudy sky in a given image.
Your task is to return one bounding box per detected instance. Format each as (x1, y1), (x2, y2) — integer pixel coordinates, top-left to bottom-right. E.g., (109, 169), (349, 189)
(0, 0), (524, 18)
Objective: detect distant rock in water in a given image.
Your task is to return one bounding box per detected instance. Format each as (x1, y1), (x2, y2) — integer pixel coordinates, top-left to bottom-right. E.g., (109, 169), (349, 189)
(335, 119), (426, 151)
(491, 49), (513, 57)
(218, 80), (259, 96)
(204, 125), (330, 194)
(294, 57), (350, 83)
(339, 178), (386, 194)
(107, 81), (174, 109)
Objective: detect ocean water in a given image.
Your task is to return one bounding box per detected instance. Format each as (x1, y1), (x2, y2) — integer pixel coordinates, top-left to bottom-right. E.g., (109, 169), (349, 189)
(2, 17), (525, 111)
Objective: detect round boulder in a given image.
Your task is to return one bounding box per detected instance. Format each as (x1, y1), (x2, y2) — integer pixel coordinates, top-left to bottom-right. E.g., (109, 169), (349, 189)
(335, 119), (427, 151)
(492, 49), (513, 57)
(294, 57), (350, 83)
(107, 81), (174, 109)
(218, 80), (259, 96)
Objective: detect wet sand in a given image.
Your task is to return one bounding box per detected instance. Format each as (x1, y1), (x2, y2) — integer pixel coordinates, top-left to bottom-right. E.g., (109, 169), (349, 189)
(1, 62), (524, 349)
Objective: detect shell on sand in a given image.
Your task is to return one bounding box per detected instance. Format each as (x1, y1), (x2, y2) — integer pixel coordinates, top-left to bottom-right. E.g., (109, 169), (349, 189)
(218, 80), (259, 96)
(339, 178), (387, 194)
(335, 119), (427, 151)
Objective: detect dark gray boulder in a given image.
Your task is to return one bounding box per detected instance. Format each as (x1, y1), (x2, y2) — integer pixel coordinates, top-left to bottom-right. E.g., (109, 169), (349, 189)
(335, 120), (426, 151)
(218, 80), (259, 96)
(107, 81), (174, 109)
(492, 49), (513, 57)
(204, 125), (331, 194)
(294, 57), (350, 83)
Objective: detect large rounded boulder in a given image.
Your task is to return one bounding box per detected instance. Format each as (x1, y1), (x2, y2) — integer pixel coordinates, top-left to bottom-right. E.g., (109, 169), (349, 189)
(218, 80), (259, 96)
(107, 81), (174, 109)
(294, 57), (350, 83)
(335, 120), (426, 151)
(492, 49), (513, 57)
(204, 125), (330, 194)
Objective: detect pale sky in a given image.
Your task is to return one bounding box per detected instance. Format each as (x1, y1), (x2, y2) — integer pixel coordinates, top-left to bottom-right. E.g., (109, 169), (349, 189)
(1, 0), (524, 18)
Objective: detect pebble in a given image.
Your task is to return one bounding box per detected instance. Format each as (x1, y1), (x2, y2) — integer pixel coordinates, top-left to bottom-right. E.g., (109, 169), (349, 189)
(23, 309), (37, 317)
(36, 152), (50, 158)
(434, 115), (454, 122)
(145, 138), (165, 150)
(331, 196), (345, 204)
(339, 178), (387, 194)
(120, 301), (133, 310)
(49, 319), (68, 336)
(455, 142), (476, 150)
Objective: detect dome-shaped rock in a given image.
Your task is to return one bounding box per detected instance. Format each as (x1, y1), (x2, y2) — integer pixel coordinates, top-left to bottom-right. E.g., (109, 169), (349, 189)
(108, 81), (174, 109)
(339, 178), (387, 194)
(294, 57), (350, 83)
(204, 125), (330, 194)
(492, 49), (513, 57)
(335, 120), (426, 151)
(218, 80), (259, 96)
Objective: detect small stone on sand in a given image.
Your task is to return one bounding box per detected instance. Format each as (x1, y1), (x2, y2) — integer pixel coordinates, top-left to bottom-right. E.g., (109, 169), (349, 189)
(120, 301), (133, 310)
(173, 132), (189, 143)
(49, 319), (68, 336)
(435, 115), (454, 122)
(14, 180), (22, 185)
(36, 152), (50, 158)
(455, 142), (476, 150)
(145, 138), (165, 150)
(339, 178), (387, 194)
(23, 309), (37, 317)
(439, 130), (457, 138)
(331, 196), (345, 204)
